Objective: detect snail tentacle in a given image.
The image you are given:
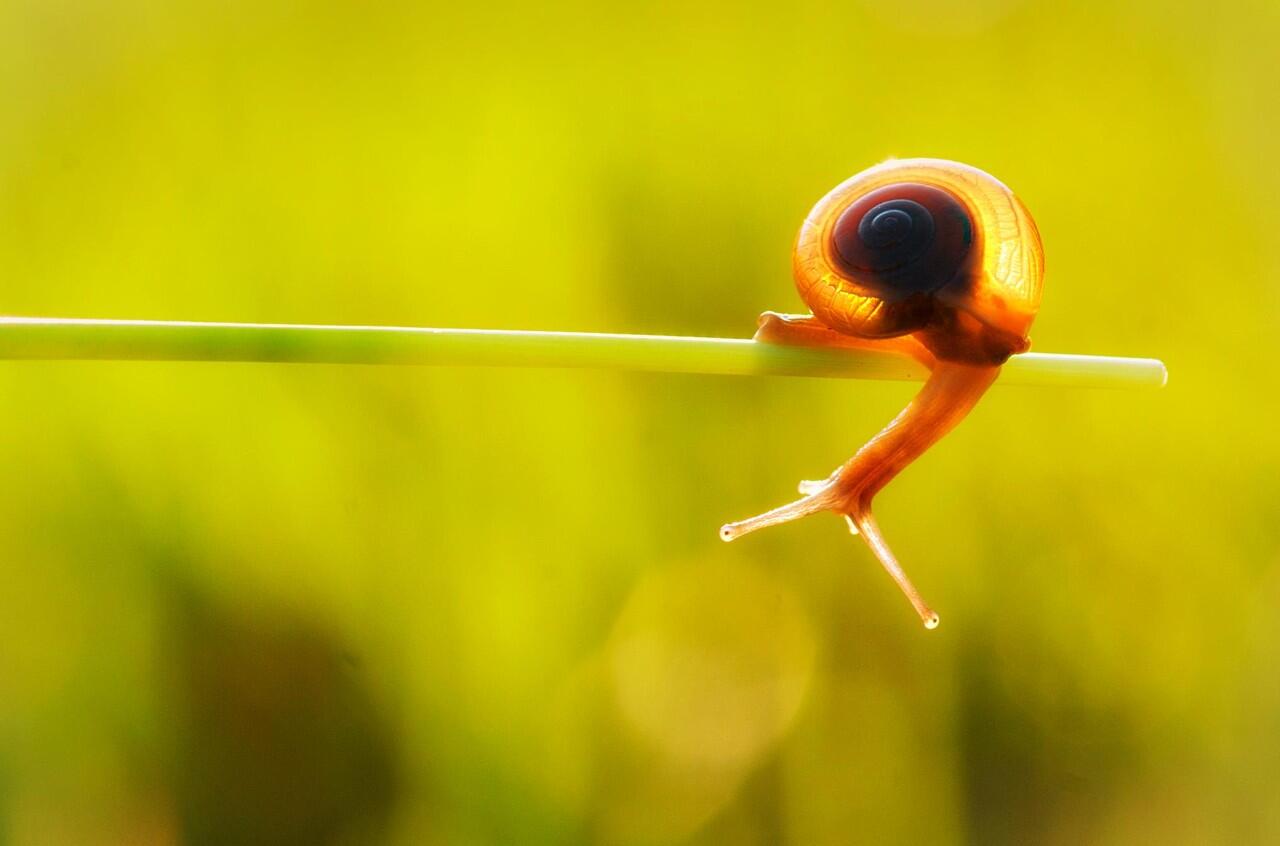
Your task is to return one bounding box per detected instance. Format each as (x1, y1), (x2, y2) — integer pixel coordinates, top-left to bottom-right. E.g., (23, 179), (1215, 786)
(723, 158), (1044, 628)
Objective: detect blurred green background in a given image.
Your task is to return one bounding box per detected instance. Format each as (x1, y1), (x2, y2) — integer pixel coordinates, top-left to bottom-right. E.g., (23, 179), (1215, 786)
(1, 0), (1277, 843)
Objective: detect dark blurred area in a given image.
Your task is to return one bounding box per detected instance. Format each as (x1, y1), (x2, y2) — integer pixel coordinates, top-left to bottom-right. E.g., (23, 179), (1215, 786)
(164, 580), (398, 845)
(0, 0), (1277, 843)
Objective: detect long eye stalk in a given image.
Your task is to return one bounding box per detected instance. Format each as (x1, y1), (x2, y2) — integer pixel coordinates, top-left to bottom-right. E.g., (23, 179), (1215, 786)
(720, 361), (998, 629)
(745, 159), (1048, 627)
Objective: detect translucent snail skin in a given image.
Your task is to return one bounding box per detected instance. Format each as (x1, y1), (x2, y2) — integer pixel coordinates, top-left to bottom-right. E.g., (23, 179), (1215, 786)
(720, 159), (1045, 629)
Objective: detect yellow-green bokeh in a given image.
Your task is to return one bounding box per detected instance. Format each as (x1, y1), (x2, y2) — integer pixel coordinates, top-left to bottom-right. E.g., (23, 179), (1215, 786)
(1, 1), (1277, 843)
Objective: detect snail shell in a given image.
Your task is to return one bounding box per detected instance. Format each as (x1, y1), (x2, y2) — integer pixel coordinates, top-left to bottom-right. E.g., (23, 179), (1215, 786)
(793, 158), (1044, 364)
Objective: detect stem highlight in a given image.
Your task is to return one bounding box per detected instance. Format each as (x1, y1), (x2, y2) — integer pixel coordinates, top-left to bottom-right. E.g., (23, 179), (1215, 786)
(0, 317), (1167, 389)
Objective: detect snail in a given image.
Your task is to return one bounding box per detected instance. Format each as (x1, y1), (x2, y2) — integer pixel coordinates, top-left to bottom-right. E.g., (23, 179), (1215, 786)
(719, 158), (1045, 629)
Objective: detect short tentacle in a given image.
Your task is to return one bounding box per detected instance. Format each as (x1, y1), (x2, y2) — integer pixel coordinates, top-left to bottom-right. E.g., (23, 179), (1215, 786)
(720, 361), (998, 628)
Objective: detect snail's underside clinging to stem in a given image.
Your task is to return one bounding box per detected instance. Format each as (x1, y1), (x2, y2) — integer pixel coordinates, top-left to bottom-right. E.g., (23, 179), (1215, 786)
(719, 158), (1046, 629)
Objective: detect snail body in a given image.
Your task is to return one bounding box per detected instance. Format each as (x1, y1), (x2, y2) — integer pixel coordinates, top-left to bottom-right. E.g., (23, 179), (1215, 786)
(720, 159), (1045, 628)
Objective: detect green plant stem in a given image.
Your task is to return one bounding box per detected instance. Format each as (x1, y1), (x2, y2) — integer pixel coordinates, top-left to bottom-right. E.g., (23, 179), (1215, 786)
(0, 317), (1167, 388)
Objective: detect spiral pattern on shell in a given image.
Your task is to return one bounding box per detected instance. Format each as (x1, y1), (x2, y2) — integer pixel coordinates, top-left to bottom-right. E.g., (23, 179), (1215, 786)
(793, 158), (1044, 359)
